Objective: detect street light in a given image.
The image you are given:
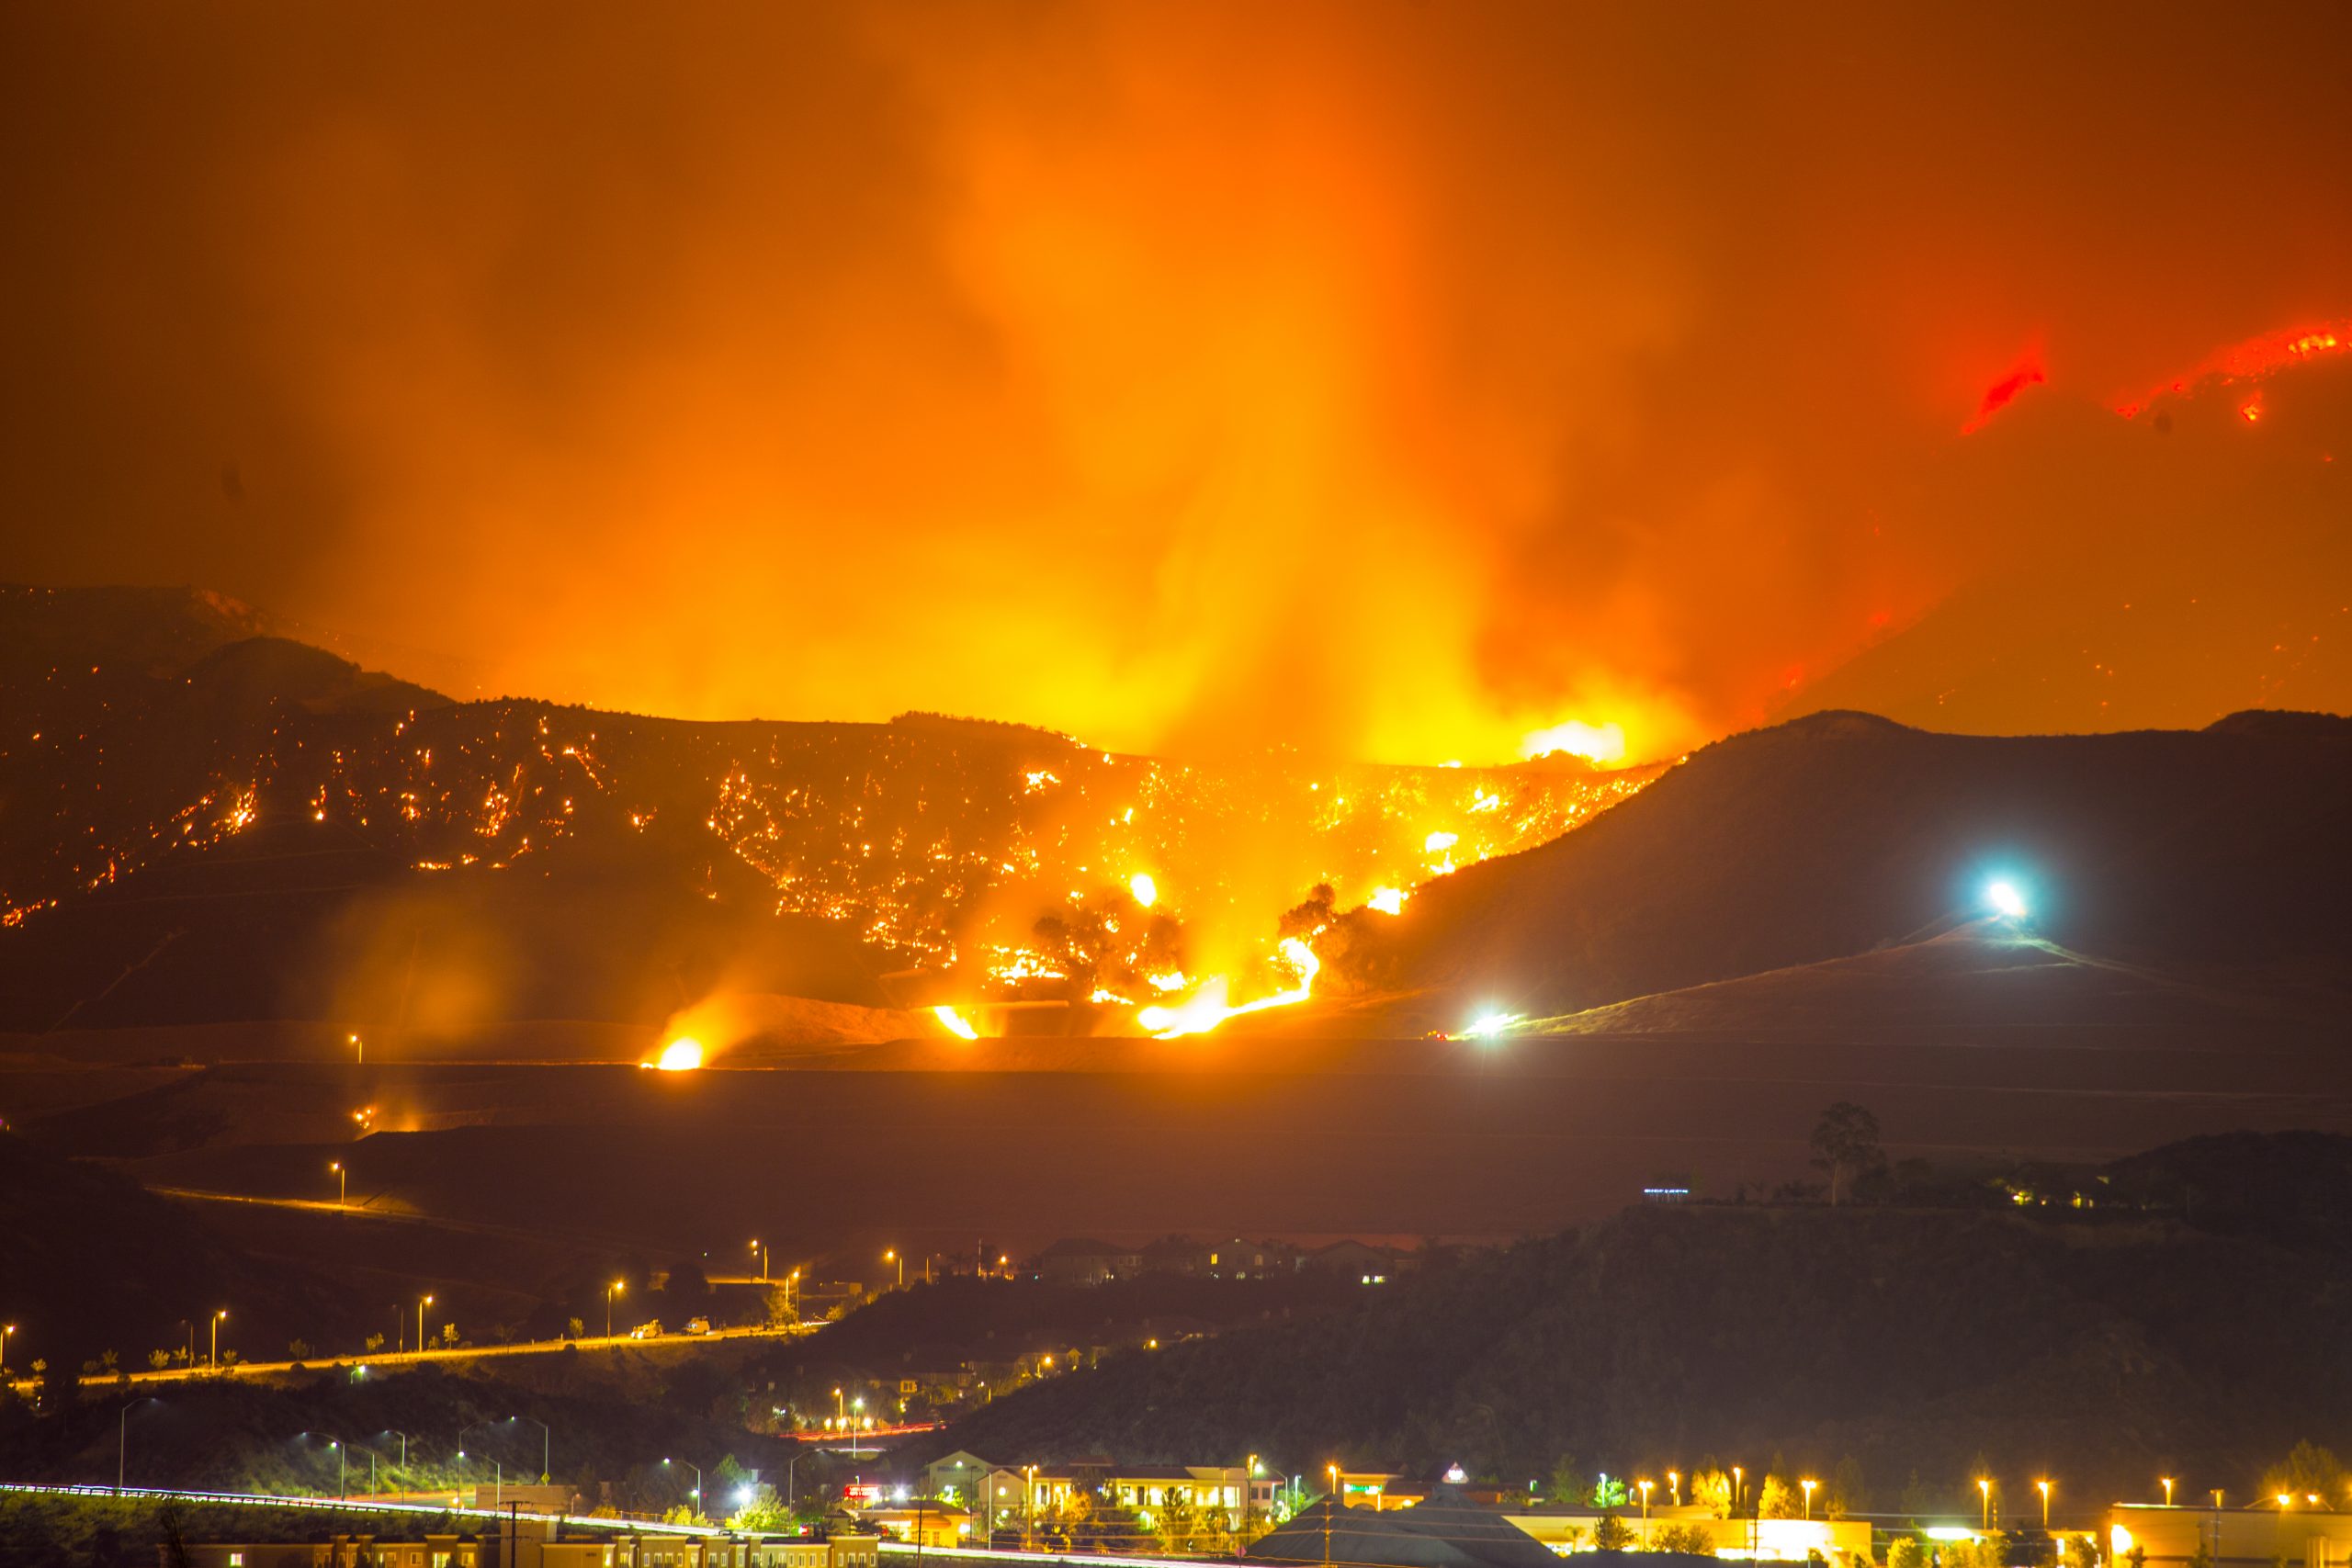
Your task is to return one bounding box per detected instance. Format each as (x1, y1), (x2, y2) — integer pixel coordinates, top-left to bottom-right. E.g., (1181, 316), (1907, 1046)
(885, 1249), (903, 1289)
(1, 1323), (14, 1380)
(1639, 1480), (1654, 1542)
(383, 1429), (411, 1470)
(852, 1397), (865, 1460)
(209, 1310), (228, 1371)
(665, 1457), (703, 1521)
(417, 1295), (434, 1355)
(605, 1280), (624, 1339)
(458, 1421), (506, 1510)
(303, 1433), (350, 1500)
(118, 1398), (158, 1492)
(2163, 1478), (2175, 1507)
(329, 1161), (345, 1207)
(1668, 1471), (1679, 1507)
(1732, 1466), (1744, 1513)
(1801, 1478), (1817, 1520)
(750, 1239), (768, 1281)
(2038, 1480), (2052, 1531)
(1978, 1478), (1993, 1530)
(509, 1415), (549, 1483)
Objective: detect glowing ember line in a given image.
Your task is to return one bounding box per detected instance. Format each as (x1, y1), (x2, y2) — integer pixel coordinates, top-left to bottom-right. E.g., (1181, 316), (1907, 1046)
(2113, 317), (2352, 417)
(1136, 937), (1320, 1040)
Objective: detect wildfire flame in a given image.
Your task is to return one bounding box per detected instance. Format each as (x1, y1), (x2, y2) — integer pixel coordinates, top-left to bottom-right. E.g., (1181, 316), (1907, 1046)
(2113, 318), (2352, 418)
(1128, 872), (1158, 908)
(932, 1005), (979, 1040)
(1135, 937), (1320, 1040)
(1520, 720), (1628, 764)
(648, 1037), (704, 1071)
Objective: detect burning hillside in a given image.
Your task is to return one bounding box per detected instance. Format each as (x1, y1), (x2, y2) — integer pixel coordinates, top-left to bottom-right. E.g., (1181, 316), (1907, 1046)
(0, 589), (1653, 1043)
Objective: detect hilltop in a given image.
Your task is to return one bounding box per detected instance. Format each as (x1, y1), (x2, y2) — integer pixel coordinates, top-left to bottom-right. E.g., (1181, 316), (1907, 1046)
(911, 1134), (2352, 1505)
(1335, 710), (2352, 1024)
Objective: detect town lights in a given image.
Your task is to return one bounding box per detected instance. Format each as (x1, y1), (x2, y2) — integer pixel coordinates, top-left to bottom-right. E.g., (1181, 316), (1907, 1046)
(1987, 879), (2029, 920)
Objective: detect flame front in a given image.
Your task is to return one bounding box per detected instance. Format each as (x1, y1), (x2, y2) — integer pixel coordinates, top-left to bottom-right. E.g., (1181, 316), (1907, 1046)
(1136, 936), (1320, 1040)
(650, 1037), (704, 1071)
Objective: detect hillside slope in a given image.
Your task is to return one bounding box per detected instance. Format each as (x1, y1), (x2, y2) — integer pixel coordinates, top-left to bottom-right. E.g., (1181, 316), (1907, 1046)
(0, 1130), (357, 1375)
(920, 1134), (2352, 1504)
(1340, 711), (2352, 1019)
(0, 585), (1643, 1043)
(1532, 925), (2334, 1037)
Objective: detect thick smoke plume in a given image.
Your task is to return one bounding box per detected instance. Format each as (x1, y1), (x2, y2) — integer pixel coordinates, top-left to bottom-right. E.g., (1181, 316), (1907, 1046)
(4, 2), (2350, 760)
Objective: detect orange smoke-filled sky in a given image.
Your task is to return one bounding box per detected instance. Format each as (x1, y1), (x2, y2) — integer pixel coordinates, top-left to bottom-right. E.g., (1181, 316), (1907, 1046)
(3, 2), (2349, 761)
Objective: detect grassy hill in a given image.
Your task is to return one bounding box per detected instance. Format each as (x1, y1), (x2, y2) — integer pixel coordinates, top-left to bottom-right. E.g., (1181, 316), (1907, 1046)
(0, 1130), (358, 1378)
(911, 1134), (2352, 1506)
(1337, 710), (2352, 1021)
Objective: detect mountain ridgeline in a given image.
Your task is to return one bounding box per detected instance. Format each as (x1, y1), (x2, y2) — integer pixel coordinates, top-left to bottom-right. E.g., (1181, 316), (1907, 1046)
(916, 1134), (2352, 1506)
(1332, 709), (2352, 1021)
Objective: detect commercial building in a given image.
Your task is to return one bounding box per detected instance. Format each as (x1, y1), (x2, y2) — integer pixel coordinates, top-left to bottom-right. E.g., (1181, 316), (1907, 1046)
(1501, 1504), (1869, 1562)
(2108, 1503), (2352, 1568)
(847, 1507), (972, 1549)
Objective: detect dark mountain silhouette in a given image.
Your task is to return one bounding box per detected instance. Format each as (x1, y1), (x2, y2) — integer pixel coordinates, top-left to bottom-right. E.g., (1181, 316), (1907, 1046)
(1337, 710), (2352, 1022)
(911, 1134), (2352, 1506)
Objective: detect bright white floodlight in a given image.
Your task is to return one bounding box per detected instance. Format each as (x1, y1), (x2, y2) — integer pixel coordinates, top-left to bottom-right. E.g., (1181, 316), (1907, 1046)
(1986, 880), (2028, 920)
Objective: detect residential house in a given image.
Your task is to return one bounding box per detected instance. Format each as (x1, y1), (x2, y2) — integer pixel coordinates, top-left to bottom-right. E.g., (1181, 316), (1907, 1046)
(1026, 1238), (1140, 1285)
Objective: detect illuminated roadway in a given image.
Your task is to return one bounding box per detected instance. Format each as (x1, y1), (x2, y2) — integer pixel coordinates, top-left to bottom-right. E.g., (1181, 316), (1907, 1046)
(0, 1483), (1169, 1563)
(5, 1320), (810, 1395)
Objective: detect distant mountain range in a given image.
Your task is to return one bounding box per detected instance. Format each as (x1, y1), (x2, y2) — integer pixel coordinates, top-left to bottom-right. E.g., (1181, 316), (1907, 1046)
(0, 583), (1636, 1044)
